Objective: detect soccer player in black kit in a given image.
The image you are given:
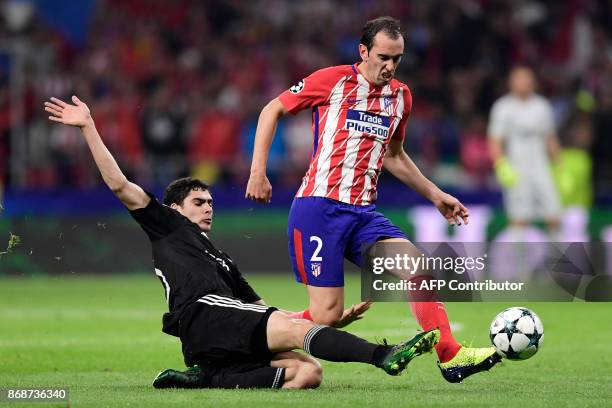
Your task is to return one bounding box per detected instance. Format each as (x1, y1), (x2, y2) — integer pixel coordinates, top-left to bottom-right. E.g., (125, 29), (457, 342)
(44, 95), (440, 389)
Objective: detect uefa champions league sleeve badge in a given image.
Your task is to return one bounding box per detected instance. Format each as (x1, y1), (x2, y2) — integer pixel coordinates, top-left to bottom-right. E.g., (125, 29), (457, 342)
(289, 79), (305, 94)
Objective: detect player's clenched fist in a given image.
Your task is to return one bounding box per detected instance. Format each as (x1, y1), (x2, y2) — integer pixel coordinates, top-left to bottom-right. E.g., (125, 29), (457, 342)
(245, 173), (272, 204)
(44, 96), (93, 128)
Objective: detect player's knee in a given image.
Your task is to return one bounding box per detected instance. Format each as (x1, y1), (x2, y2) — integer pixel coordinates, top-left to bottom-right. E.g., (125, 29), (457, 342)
(293, 361), (322, 389)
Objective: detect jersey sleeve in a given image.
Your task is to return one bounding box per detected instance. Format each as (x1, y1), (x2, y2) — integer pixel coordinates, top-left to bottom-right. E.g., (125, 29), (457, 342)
(224, 255), (261, 303)
(278, 67), (341, 114)
(488, 100), (507, 139)
(391, 85), (413, 141)
(129, 192), (185, 241)
(233, 272), (261, 303)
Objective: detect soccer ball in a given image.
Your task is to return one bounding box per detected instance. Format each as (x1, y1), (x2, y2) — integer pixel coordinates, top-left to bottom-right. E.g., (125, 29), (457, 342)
(489, 307), (544, 360)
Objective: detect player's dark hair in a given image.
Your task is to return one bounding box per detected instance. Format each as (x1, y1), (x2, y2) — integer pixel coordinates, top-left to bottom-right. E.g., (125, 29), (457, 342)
(163, 177), (210, 206)
(360, 16), (403, 52)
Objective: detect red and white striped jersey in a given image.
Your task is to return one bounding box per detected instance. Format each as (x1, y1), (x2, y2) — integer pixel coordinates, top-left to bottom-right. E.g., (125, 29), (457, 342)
(278, 64), (412, 205)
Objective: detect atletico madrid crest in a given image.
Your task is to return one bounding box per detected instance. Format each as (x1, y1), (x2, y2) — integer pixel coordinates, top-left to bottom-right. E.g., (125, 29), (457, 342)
(311, 262), (322, 277)
(383, 96), (393, 113)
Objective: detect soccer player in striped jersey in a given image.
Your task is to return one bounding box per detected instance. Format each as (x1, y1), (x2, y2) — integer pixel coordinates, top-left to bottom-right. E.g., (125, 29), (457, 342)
(44, 95), (440, 390)
(246, 16), (500, 383)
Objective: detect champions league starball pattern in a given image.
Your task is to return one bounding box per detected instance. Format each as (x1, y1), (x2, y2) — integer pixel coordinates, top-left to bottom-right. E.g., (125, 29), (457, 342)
(490, 307), (544, 360)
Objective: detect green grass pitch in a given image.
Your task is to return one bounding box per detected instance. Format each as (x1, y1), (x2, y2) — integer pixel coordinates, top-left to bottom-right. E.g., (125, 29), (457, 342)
(1, 274), (610, 407)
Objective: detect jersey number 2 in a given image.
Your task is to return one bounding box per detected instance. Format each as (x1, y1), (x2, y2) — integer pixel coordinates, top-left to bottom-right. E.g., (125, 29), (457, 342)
(310, 236), (323, 262)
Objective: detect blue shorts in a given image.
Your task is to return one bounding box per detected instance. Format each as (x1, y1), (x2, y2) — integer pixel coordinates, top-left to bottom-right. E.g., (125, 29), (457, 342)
(287, 197), (407, 287)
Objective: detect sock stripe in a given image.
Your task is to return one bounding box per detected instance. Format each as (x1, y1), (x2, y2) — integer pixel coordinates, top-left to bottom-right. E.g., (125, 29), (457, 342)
(303, 325), (326, 354)
(271, 367), (284, 389)
(303, 326), (324, 354)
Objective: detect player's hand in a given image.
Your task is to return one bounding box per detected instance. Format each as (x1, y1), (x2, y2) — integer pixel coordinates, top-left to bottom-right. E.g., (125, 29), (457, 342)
(334, 301), (372, 328)
(431, 192), (469, 226)
(245, 173), (272, 204)
(44, 96), (93, 128)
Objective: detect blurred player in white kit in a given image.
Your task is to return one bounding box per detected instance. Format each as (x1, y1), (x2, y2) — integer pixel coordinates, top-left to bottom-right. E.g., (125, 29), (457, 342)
(488, 66), (562, 240)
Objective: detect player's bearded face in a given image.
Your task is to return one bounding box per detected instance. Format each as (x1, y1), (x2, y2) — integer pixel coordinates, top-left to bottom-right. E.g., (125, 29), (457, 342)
(362, 32), (404, 86)
(173, 189), (214, 232)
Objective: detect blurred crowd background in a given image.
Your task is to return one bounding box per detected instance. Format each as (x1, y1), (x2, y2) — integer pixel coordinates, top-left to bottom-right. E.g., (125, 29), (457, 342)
(1, 0), (611, 205)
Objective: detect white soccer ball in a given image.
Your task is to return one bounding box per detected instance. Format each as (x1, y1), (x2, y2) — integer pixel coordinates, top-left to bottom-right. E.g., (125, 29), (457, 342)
(489, 307), (544, 360)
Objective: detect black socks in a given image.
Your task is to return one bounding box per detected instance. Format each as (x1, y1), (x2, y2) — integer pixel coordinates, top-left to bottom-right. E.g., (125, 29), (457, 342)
(303, 326), (392, 368)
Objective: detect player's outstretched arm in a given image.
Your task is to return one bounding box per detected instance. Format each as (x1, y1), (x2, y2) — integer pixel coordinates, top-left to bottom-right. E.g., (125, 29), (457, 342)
(44, 96), (149, 210)
(245, 98), (287, 204)
(383, 139), (469, 226)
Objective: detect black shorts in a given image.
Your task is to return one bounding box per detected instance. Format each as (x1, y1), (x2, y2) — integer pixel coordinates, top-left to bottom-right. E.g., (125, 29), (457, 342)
(179, 294), (277, 366)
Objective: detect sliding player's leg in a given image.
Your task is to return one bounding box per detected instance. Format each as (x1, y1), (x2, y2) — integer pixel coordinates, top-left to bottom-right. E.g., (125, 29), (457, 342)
(154, 300), (320, 390)
(153, 362), (288, 389)
(266, 310), (439, 376)
(271, 351), (322, 389)
(202, 352), (322, 390)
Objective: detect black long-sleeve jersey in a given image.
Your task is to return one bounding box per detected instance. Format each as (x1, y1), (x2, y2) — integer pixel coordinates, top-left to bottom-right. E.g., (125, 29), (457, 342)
(129, 192), (261, 336)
